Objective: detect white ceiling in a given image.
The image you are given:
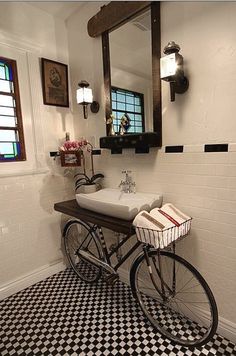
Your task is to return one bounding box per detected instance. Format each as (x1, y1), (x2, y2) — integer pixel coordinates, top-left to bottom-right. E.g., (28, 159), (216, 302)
(29, 1), (84, 21)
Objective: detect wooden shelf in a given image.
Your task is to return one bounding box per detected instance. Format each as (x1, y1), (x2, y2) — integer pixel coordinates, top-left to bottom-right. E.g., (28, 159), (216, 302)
(54, 199), (135, 235)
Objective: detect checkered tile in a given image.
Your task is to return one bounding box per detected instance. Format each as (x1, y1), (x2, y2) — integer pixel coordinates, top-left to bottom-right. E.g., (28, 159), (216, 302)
(0, 268), (235, 355)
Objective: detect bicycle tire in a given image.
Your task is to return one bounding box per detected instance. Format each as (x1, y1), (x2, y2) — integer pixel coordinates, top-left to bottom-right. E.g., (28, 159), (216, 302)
(63, 219), (103, 283)
(130, 249), (218, 347)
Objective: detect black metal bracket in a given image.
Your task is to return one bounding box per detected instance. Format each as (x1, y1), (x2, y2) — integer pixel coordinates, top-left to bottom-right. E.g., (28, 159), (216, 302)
(170, 76), (189, 102)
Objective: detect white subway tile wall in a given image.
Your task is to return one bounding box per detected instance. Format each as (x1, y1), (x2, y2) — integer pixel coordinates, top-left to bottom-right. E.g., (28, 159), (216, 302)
(96, 149), (236, 326)
(0, 173), (74, 284)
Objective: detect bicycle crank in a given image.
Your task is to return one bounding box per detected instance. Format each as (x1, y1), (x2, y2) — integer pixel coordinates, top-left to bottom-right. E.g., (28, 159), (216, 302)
(103, 273), (119, 285)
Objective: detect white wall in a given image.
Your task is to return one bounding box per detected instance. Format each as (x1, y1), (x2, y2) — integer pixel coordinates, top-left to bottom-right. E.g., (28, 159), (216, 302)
(67, 1), (236, 341)
(67, 2), (105, 146)
(0, 2), (75, 297)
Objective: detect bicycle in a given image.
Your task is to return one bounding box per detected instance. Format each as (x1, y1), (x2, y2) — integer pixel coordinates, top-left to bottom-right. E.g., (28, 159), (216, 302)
(62, 217), (218, 348)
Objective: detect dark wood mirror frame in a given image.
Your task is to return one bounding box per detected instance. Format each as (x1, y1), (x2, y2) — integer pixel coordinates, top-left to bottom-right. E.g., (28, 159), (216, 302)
(88, 1), (162, 151)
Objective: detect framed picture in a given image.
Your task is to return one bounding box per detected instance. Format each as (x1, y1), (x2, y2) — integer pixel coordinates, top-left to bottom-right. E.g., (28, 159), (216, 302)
(60, 150), (81, 167)
(41, 58), (69, 107)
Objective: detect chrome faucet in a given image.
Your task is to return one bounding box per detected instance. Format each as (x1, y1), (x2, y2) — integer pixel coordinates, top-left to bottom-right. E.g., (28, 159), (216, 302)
(119, 170), (136, 193)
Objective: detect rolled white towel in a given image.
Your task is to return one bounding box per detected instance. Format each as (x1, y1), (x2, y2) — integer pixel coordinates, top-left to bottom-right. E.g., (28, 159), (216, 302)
(160, 203), (191, 238)
(133, 204), (192, 249)
(133, 211), (172, 249)
(150, 208), (175, 228)
(161, 203), (191, 223)
(133, 210), (165, 230)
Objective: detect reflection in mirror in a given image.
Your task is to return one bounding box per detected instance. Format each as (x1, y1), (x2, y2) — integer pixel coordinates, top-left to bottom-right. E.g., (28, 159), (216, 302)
(109, 9), (153, 134)
(88, 1), (161, 149)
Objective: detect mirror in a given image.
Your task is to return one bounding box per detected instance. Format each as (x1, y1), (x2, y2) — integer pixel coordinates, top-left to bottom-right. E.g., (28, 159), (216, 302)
(88, 1), (162, 150)
(109, 8), (153, 133)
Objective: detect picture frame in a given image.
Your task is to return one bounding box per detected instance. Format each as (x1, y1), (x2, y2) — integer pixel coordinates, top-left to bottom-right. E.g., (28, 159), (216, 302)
(60, 150), (81, 167)
(41, 58), (69, 107)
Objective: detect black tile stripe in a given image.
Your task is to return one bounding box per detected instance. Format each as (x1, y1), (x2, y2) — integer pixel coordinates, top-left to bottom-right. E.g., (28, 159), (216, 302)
(165, 146), (184, 153)
(49, 151), (59, 157)
(204, 144), (228, 152)
(92, 149), (101, 155)
(164, 144), (230, 153)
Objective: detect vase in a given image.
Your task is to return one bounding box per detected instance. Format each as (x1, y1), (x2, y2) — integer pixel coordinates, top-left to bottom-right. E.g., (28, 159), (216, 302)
(82, 184), (98, 194)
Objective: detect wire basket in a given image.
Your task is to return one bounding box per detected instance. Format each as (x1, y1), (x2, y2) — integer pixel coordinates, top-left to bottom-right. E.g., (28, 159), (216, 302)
(135, 218), (192, 250)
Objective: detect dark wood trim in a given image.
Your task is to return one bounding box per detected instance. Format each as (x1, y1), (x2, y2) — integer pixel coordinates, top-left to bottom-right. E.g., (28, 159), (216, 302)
(54, 199), (135, 235)
(100, 132), (160, 149)
(102, 32), (111, 136)
(151, 2), (161, 141)
(0, 56), (26, 162)
(90, 1), (162, 149)
(88, 1), (151, 38)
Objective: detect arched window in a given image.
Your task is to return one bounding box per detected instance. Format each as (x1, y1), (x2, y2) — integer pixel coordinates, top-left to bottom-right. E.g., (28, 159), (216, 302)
(0, 57), (26, 162)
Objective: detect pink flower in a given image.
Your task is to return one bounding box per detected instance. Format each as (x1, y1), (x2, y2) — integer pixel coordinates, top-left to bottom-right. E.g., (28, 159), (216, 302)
(63, 141), (73, 150)
(61, 139), (92, 152)
(71, 141), (78, 149)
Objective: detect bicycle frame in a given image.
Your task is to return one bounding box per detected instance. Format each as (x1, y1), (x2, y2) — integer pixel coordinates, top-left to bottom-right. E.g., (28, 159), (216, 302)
(81, 221), (177, 300)
(142, 245), (177, 301)
(61, 211), (218, 347)
(91, 223), (142, 271)
(64, 218), (176, 300)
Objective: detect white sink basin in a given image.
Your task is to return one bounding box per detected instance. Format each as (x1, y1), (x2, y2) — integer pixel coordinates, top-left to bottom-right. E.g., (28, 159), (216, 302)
(76, 188), (163, 220)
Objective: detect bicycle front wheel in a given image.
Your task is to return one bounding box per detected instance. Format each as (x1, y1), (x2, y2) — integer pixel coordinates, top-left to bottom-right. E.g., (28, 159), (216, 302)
(63, 220), (103, 283)
(130, 250), (218, 347)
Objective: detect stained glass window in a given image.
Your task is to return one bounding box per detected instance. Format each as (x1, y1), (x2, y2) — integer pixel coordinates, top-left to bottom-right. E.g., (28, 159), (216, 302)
(0, 57), (25, 162)
(111, 87), (145, 134)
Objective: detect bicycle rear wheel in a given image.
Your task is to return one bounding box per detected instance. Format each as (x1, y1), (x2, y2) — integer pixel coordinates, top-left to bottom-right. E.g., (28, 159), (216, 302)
(130, 249), (218, 347)
(63, 220), (103, 283)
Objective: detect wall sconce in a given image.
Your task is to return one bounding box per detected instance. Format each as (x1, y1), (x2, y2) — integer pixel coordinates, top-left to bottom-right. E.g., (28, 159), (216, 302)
(160, 41), (189, 102)
(76, 80), (99, 119)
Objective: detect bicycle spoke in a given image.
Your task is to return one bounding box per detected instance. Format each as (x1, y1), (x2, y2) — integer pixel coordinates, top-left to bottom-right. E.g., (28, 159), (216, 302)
(132, 250), (217, 347)
(64, 222), (103, 283)
(173, 298), (209, 327)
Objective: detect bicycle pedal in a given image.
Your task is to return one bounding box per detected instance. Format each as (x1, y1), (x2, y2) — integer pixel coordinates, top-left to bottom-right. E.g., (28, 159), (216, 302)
(104, 273), (119, 285)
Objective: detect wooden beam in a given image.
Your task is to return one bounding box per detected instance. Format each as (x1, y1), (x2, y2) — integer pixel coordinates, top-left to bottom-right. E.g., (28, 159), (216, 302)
(87, 1), (151, 38)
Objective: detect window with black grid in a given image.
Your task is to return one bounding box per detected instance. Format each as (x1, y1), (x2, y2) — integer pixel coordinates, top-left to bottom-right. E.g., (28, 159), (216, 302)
(111, 86), (145, 134)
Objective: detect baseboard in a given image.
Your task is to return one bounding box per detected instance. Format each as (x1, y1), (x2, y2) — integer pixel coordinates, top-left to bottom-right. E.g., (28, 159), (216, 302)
(217, 316), (236, 343)
(0, 260), (66, 300)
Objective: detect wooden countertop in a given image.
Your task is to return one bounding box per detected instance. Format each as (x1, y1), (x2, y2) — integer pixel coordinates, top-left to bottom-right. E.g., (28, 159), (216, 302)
(54, 199), (135, 235)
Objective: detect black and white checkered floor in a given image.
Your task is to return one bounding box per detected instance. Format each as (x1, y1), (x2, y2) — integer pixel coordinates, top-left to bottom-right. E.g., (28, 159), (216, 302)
(1, 268), (236, 356)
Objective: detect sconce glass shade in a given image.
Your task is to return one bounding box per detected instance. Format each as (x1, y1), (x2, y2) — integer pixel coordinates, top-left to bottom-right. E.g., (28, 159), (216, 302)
(76, 87), (93, 105)
(160, 53), (177, 80)
(76, 80), (99, 119)
(160, 41), (189, 102)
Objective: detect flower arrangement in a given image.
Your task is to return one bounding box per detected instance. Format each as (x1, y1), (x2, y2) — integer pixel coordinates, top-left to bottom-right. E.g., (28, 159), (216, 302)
(74, 172), (104, 191)
(59, 139), (93, 173)
(59, 138), (104, 192)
